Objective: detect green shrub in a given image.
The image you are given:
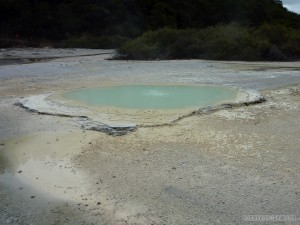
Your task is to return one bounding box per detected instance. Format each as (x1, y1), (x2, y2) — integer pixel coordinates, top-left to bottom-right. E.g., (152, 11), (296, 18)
(117, 38), (159, 59)
(116, 23), (300, 61)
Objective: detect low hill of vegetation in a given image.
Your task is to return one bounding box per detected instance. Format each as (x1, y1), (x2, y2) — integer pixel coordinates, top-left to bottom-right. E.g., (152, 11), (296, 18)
(1, 0), (300, 60)
(117, 24), (300, 61)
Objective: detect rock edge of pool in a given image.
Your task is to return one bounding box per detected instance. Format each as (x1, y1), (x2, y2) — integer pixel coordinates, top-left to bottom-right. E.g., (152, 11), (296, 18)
(17, 85), (265, 135)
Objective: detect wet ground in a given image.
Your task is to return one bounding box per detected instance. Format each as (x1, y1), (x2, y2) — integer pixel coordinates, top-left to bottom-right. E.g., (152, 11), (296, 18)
(0, 48), (299, 225)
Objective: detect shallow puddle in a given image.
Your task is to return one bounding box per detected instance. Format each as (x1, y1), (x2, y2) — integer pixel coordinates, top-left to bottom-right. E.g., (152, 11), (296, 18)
(0, 131), (97, 201)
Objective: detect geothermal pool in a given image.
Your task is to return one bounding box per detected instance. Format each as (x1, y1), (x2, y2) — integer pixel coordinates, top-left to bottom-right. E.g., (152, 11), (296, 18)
(63, 85), (237, 109)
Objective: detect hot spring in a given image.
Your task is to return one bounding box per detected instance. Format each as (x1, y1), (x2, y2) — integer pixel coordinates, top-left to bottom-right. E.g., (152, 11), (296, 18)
(63, 85), (237, 110)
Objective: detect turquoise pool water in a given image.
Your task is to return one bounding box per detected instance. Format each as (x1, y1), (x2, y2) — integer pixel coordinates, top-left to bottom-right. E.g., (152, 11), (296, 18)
(64, 85), (237, 109)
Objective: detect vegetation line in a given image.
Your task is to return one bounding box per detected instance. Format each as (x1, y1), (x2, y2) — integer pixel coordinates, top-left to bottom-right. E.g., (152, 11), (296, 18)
(116, 24), (300, 61)
(1, 0), (300, 61)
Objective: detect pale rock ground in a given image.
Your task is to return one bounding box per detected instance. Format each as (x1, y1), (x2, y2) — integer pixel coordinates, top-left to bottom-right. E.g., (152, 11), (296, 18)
(0, 48), (299, 225)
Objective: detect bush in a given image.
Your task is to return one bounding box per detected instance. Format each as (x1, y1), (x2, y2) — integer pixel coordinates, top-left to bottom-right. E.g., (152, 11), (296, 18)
(116, 23), (300, 61)
(117, 28), (202, 59)
(117, 38), (159, 59)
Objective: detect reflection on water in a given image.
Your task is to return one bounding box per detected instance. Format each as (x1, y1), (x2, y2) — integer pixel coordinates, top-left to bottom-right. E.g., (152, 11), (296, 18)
(0, 154), (9, 174)
(0, 132), (90, 201)
(144, 90), (170, 97)
(0, 157), (84, 201)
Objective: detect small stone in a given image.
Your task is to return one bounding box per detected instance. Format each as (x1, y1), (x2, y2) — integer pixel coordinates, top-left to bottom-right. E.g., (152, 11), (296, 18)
(17, 170), (22, 173)
(97, 202), (101, 205)
(31, 196), (35, 199)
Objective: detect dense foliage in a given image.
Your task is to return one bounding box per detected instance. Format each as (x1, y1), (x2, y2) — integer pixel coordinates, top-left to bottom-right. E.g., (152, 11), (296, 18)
(117, 24), (300, 61)
(1, 0), (300, 60)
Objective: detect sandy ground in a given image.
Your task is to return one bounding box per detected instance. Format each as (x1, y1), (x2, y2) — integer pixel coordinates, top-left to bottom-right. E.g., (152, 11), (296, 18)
(0, 48), (300, 225)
